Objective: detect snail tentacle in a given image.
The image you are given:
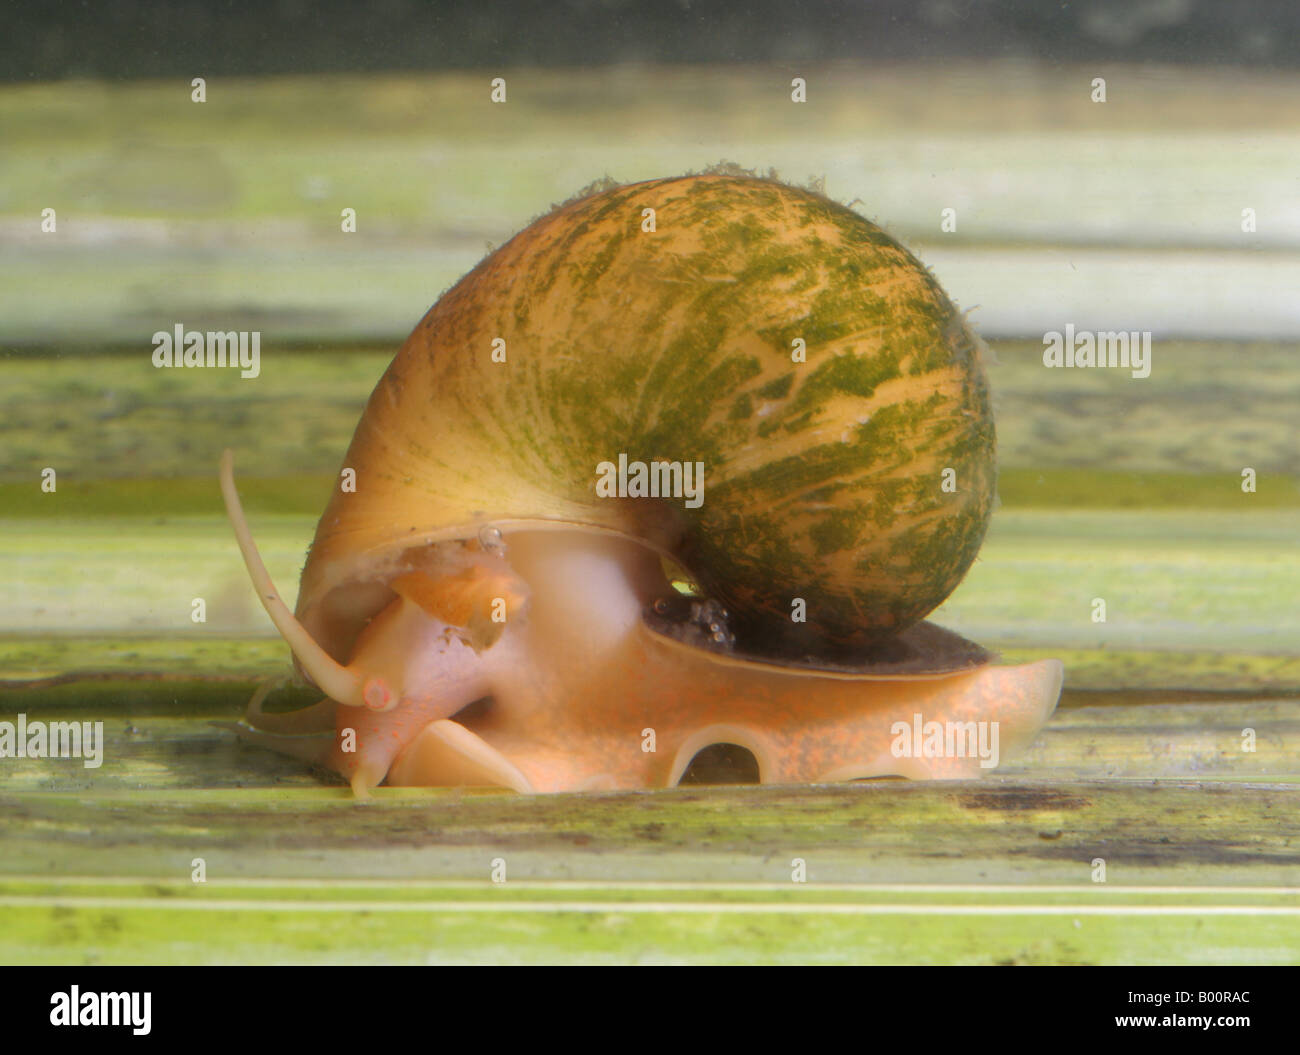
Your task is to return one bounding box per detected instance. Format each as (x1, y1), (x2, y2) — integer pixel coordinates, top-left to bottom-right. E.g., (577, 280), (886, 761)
(213, 678), (337, 766)
(243, 676), (337, 735)
(220, 450), (368, 707)
(217, 717), (336, 768)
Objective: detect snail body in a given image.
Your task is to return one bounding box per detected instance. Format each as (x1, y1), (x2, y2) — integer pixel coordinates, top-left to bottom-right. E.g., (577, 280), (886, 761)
(220, 172), (1061, 794)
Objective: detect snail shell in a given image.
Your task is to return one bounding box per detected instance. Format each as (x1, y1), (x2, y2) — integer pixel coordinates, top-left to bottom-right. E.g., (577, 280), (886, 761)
(220, 172), (1060, 794)
(302, 172), (993, 659)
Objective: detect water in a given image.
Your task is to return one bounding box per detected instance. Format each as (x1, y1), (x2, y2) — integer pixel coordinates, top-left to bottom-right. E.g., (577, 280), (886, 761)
(1, 11), (1298, 968)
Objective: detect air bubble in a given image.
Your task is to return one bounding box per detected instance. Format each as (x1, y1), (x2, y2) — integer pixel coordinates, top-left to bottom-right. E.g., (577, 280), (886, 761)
(478, 524), (507, 556)
(692, 599), (728, 626)
(648, 593), (735, 652)
(690, 599), (735, 649)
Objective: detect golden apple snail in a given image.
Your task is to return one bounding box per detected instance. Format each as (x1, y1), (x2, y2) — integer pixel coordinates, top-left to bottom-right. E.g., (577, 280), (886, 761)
(219, 170), (1063, 795)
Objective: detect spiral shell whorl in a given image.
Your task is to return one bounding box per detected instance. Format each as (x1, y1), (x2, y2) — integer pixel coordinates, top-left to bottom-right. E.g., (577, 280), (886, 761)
(299, 173), (995, 659)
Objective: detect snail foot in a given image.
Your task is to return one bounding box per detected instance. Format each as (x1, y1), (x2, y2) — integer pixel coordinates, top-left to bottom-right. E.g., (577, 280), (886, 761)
(388, 718), (535, 793)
